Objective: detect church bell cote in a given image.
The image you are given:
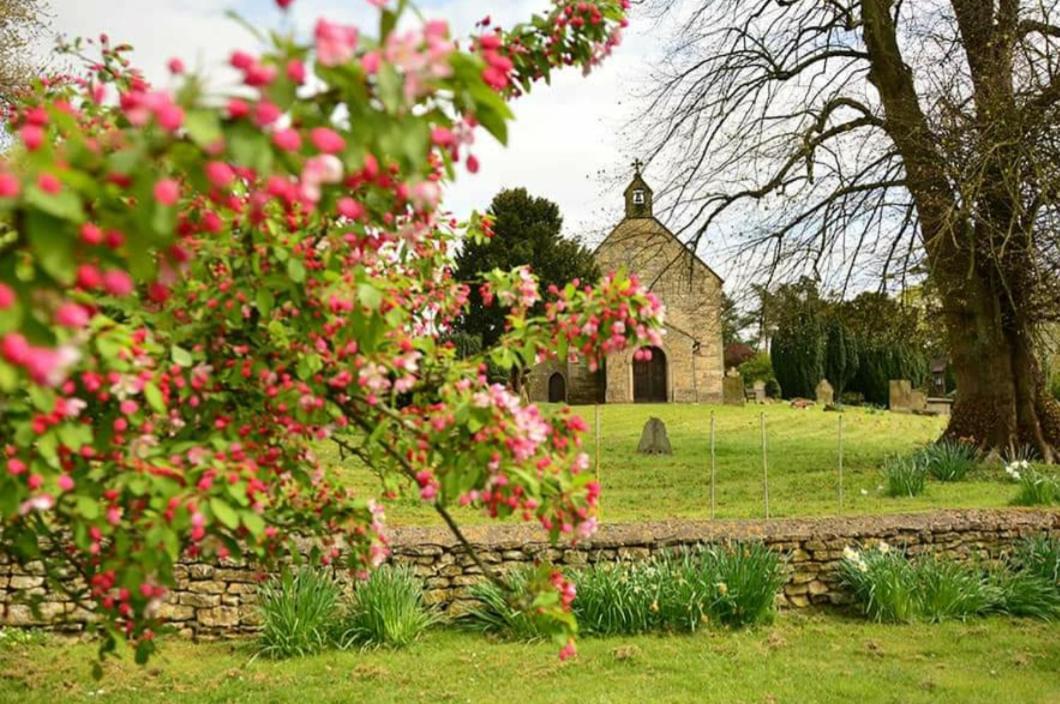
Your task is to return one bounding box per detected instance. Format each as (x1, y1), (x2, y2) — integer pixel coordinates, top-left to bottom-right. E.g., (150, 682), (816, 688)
(624, 159), (653, 219)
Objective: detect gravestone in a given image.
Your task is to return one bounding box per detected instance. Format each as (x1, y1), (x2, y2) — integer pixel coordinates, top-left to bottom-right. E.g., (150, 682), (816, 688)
(815, 379), (834, 406)
(753, 380), (766, 403)
(723, 367), (745, 406)
(889, 380), (928, 413)
(636, 417), (672, 455)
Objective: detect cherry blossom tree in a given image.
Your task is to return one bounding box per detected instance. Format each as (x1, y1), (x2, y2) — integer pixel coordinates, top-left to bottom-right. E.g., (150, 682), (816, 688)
(0, 0), (660, 664)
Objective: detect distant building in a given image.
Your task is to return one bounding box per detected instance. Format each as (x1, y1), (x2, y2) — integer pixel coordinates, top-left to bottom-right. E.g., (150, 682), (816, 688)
(528, 164), (725, 404)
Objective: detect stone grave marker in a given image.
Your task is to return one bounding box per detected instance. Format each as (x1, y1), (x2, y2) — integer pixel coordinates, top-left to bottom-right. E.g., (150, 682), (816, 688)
(815, 379), (834, 406)
(636, 417), (672, 455)
(753, 380), (766, 403)
(889, 379), (928, 413)
(723, 367), (745, 406)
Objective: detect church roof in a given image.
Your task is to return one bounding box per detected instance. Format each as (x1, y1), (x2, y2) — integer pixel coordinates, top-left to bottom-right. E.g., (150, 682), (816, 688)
(595, 166), (724, 284)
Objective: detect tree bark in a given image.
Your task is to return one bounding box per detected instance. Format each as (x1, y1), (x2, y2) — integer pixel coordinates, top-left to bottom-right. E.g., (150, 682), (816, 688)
(861, 0), (1060, 460)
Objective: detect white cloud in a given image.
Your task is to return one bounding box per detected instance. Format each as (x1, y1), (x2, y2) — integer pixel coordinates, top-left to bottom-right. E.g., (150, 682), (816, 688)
(42, 1), (701, 258)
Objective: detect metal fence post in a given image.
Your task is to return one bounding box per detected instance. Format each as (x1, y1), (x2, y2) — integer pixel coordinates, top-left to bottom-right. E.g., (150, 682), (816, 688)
(710, 411), (717, 520)
(761, 412), (770, 519)
(838, 413), (845, 513)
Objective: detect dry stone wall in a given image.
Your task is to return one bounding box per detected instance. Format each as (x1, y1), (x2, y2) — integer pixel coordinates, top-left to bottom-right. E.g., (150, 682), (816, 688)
(2, 508), (1057, 636)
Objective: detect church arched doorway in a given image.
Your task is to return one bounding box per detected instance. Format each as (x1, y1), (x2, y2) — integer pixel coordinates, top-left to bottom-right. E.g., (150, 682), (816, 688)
(548, 372), (567, 403)
(633, 347), (667, 403)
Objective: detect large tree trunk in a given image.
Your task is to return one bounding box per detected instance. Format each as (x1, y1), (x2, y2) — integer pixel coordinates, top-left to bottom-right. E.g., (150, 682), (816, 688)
(862, 0), (1060, 461)
(941, 266), (1060, 461)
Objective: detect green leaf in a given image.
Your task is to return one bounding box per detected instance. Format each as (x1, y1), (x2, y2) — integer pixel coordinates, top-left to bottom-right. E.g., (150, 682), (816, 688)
(256, 288), (274, 317)
(76, 495), (100, 520)
(357, 282), (383, 310)
(26, 211), (76, 284)
(144, 382), (166, 413)
(184, 110), (223, 148)
(287, 258), (306, 283)
(209, 497), (240, 530)
(24, 184), (85, 223)
(171, 345), (193, 367)
(241, 511), (265, 537)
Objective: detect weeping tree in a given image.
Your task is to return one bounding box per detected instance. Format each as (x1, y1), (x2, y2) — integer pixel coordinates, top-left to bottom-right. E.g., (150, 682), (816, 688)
(638, 0), (1060, 460)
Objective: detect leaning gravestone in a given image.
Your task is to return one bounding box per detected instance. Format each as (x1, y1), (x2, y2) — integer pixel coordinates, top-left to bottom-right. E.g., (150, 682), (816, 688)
(889, 379), (927, 413)
(815, 379), (834, 406)
(637, 417), (672, 455)
(723, 368), (745, 406)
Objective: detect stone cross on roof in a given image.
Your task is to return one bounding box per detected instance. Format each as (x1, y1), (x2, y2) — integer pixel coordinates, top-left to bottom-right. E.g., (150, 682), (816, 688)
(631, 158), (644, 175)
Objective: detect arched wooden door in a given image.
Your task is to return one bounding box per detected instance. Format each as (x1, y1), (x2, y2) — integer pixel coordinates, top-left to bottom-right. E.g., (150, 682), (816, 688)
(548, 372), (567, 403)
(633, 347), (667, 403)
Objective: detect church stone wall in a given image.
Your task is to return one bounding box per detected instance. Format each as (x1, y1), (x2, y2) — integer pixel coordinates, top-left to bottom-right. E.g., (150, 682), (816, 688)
(527, 170), (724, 406)
(595, 218), (724, 403)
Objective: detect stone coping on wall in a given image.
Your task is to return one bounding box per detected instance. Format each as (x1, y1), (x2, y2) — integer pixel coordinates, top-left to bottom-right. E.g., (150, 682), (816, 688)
(386, 508), (1060, 552)
(2, 508), (1058, 634)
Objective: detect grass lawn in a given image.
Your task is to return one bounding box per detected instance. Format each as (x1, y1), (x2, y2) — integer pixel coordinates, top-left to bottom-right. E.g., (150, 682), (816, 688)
(319, 404), (1018, 525)
(3, 614), (1058, 703)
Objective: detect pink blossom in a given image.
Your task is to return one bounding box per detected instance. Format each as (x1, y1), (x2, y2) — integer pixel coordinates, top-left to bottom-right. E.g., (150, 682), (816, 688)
(55, 302), (90, 328)
(19, 494), (54, 515)
(254, 100), (282, 127)
(272, 128), (302, 152)
(205, 161), (236, 189)
(57, 474), (75, 492)
(337, 197), (364, 220)
(315, 19), (359, 67)
(156, 102), (185, 131)
(21, 124), (44, 151)
(37, 173), (61, 194)
(286, 59), (306, 84)
(167, 57), (185, 74)
(361, 51), (381, 74)
(0, 283), (14, 310)
(153, 178), (180, 205)
(102, 269), (134, 296)
(310, 127), (346, 154)
(7, 458), (26, 476)
(300, 154), (343, 203)
(0, 173), (19, 198)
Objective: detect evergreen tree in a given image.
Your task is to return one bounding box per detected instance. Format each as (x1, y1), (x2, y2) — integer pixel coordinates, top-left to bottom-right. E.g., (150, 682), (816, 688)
(454, 188), (600, 349)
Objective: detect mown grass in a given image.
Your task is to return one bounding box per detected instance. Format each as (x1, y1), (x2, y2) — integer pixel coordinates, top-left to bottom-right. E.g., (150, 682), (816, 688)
(318, 404), (1021, 525)
(3, 615), (1058, 703)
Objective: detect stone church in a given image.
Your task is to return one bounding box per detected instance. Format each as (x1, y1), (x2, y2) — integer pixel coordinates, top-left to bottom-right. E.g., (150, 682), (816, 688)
(528, 166), (725, 405)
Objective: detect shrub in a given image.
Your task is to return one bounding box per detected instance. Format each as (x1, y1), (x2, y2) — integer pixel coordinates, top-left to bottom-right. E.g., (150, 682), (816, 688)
(839, 545), (993, 623)
(338, 566), (437, 649)
(840, 541), (1060, 624)
(461, 569), (549, 642)
(1013, 536), (1060, 586)
(574, 561), (661, 636)
(738, 352), (779, 397)
(702, 543), (785, 628)
(916, 440), (979, 482)
(914, 556), (996, 622)
(838, 545), (920, 623)
(1006, 462), (1060, 506)
(466, 544), (784, 640)
(256, 568), (343, 659)
(840, 391), (865, 406)
(987, 568), (1060, 620)
(882, 456), (927, 497)
(575, 544), (783, 635)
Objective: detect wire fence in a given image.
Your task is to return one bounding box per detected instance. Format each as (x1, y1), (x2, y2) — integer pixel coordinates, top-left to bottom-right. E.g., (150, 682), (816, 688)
(591, 407), (856, 521)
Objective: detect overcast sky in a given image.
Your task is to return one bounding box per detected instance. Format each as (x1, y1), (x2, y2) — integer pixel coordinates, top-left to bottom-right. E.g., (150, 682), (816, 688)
(41, 0), (699, 256)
